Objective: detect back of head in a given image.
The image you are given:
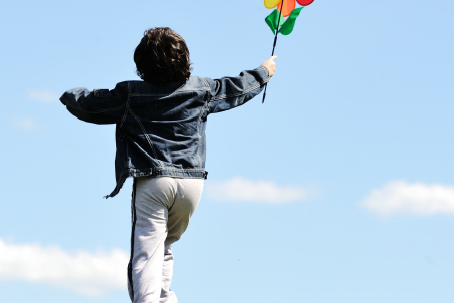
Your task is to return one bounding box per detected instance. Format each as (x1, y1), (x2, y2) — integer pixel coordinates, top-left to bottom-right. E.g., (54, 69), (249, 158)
(134, 27), (192, 85)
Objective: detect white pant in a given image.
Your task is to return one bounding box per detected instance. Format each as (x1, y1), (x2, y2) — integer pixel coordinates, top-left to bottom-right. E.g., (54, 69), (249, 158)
(128, 177), (204, 303)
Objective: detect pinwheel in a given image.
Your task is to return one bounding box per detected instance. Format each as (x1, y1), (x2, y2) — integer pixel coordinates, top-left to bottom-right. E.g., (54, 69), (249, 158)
(262, 0), (315, 102)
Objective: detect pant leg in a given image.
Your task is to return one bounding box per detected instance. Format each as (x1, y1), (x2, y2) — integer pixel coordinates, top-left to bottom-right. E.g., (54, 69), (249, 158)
(159, 245), (176, 303)
(128, 177), (177, 303)
(165, 178), (204, 247)
(160, 178), (204, 303)
(128, 177), (204, 303)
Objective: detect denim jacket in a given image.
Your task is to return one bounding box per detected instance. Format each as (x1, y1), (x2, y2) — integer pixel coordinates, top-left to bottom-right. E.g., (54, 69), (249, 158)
(60, 66), (270, 198)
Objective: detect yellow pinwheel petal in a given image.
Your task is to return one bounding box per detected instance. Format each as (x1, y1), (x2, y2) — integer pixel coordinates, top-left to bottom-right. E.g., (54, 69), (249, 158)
(264, 0), (282, 9)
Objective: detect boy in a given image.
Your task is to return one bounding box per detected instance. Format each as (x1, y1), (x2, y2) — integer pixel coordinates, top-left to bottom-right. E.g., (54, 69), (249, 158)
(60, 27), (276, 303)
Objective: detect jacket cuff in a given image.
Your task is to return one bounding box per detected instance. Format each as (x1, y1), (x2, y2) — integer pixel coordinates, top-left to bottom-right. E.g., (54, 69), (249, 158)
(59, 94), (67, 106)
(257, 65), (271, 82)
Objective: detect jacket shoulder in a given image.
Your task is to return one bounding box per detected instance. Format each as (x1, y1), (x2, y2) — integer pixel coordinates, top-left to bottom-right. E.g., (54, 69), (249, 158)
(178, 76), (211, 92)
(122, 78), (211, 96)
(110, 81), (130, 96)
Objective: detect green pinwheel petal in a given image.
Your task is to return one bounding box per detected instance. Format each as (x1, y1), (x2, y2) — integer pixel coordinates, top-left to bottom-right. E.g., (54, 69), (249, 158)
(265, 9), (285, 35)
(278, 7), (304, 35)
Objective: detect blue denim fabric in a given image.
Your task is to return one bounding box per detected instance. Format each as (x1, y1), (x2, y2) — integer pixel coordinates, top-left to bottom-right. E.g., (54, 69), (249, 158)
(60, 66), (270, 198)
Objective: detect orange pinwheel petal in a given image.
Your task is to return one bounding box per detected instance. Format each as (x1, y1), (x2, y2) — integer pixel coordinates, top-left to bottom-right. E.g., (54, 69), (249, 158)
(277, 0), (296, 17)
(264, 0), (282, 9)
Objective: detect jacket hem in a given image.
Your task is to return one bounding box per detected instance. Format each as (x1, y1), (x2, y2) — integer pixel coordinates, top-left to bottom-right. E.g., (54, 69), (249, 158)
(105, 168), (208, 199)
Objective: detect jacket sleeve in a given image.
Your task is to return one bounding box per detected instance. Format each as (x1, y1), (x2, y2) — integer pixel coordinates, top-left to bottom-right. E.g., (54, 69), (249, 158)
(59, 81), (129, 125)
(205, 66), (270, 114)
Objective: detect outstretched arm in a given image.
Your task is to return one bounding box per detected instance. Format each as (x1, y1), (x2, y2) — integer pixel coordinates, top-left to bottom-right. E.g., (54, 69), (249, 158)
(60, 82), (129, 125)
(206, 56), (277, 114)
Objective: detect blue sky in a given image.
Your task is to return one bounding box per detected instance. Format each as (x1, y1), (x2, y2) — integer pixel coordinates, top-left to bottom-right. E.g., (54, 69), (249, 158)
(1, 0), (454, 302)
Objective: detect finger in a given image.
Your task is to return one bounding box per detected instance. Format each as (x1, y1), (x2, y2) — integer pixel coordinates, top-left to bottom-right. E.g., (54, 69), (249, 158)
(269, 56), (277, 61)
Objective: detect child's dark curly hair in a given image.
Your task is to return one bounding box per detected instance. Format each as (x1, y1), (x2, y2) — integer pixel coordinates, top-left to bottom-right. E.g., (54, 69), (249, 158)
(134, 27), (192, 85)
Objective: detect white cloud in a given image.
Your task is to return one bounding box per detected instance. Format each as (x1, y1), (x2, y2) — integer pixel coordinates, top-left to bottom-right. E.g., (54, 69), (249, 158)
(206, 177), (315, 204)
(0, 239), (129, 296)
(11, 116), (40, 131)
(27, 90), (60, 103)
(362, 181), (454, 216)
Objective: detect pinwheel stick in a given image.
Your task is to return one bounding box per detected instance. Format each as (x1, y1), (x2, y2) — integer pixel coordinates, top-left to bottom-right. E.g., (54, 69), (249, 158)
(262, 0), (285, 103)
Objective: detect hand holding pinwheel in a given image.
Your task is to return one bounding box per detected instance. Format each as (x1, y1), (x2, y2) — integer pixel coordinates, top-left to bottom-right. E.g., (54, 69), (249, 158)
(262, 0), (315, 103)
(261, 56), (277, 77)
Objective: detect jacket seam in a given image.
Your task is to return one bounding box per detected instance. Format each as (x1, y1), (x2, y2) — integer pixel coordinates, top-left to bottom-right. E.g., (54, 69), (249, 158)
(128, 87), (209, 98)
(201, 78), (212, 94)
(174, 88), (211, 92)
(258, 65), (270, 78)
(129, 93), (171, 97)
(130, 168), (206, 172)
(119, 107), (128, 128)
(210, 80), (270, 102)
(65, 103), (126, 114)
(199, 77), (211, 164)
(195, 101), (208, 168)
(125, 103), (160, 164)
(135, 175), (206, 180)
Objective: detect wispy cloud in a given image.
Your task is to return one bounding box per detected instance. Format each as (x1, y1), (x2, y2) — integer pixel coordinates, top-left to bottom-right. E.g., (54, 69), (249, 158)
(11, 116), (40, 131)
(27, 90), (60, 103)
(362, 181), (454, 216)
(0, 239), (129, 296)
(206, 177), (315, 204)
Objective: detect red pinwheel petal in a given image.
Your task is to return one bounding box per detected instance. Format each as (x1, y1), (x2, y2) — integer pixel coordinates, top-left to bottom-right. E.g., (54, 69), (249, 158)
(277, 0), (296, 17)
(296, 0), (314, 6)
